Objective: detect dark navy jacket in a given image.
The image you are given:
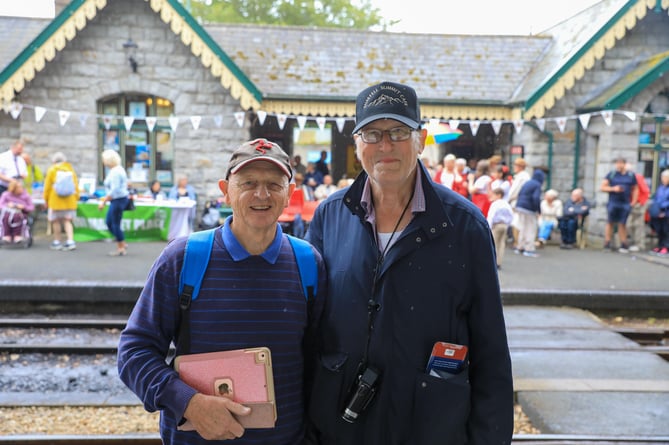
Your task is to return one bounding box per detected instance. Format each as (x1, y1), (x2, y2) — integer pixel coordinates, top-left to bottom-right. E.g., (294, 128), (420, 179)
(305, 163), (513, 445)
(515, 169), (545, 213)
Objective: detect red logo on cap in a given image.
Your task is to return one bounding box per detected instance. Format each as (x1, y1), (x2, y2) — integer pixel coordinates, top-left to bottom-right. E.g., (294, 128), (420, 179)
(253, 139), (274, 155)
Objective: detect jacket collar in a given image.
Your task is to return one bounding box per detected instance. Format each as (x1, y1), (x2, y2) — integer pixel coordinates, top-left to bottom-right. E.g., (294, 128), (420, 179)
(343, 160), (453, 243)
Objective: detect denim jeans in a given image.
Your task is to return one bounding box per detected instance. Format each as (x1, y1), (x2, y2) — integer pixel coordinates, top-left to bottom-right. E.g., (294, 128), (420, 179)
(106, 197), (128, 242)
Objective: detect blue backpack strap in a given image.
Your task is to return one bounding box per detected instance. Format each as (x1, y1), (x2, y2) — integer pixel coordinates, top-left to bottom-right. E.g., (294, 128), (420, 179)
(179, 228), (217, 306)
(286, 235), (317, 300)
(176, 228), (216, 356)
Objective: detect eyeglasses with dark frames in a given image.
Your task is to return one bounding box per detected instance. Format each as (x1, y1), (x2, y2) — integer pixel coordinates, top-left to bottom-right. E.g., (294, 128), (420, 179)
(355, 126), (414, 144)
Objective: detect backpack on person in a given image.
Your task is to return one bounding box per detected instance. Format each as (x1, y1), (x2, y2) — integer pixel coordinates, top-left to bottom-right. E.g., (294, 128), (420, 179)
(175, 228), (318, 354)
(54, 169), (76, 197)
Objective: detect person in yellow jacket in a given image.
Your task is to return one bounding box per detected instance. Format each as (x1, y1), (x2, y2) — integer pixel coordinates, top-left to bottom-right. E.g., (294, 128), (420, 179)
(43, 152), (79, 251)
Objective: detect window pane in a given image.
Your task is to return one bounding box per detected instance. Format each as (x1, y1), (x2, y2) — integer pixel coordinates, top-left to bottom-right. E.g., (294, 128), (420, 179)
(98, 94), (174, 186)
(125, 130), (150, 184)
(156, 130), (173, 184)
(156, 98), (173, 118)
(103, 130), (119, 151)
(660, 121), (669, 146)
(638, 120), (656, 145)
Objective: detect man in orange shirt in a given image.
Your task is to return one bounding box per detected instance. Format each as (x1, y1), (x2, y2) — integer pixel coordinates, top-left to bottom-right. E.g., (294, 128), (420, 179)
(625, 162), (650, 252)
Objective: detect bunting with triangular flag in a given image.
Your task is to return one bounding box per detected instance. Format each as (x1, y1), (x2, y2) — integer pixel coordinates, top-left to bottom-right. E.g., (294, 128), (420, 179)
(58, 110), (70, 127)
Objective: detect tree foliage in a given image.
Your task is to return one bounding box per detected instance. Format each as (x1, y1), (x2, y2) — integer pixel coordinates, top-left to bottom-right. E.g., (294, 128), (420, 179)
(184, 0), (390, 30)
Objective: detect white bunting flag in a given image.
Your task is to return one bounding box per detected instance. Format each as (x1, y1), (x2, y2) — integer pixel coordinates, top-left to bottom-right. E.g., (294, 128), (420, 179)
(578, 114), (591, 130)
(535, 118), (546, 132)
(602, 110), (613, 127)
(428, 118), (440, 128)
(623, 111), (637, 121)
(145, 117), (157, 132)
(58, 110), (70, 127)
(34, 106), (47, 123)
(257, 110), (267, 126)
(556, 117), (567, 133)
(234, 111), (245, 128)
(469, 120), (480, 137)
(296, 115), (307, 130)
(79, 114), (88, 128)
(491, 121), (502, 135)
(316, 116), (326, 131)
(277, 114), (287, 130)
(335, 117), (346, 133)
(102, 115), (113, 130)
(448, 120), (460, 131)
(213, 115), (223, 128)
(9, 102), (23, 119)
(513, 120), (524, 135)
(123, 116), (135, 132)
(169, 116), (179, 131)
(190, 115), (202, 130)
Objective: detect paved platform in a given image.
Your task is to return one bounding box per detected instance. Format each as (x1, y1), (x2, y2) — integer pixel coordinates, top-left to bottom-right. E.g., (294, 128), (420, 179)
(507, 306), (669, 436)
(1, 230), (669, 309)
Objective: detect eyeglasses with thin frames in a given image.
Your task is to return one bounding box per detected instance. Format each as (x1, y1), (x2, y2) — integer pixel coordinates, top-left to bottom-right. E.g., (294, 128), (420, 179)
(355, 126), (414, 144)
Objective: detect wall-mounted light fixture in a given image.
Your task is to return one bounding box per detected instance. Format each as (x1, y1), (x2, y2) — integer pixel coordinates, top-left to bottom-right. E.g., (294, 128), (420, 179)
(122, 38), (139, 73)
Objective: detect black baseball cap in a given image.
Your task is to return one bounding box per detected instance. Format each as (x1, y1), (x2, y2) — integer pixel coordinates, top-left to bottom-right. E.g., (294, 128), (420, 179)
(352, 81), (422, 134)
(225, 138), (293, 180)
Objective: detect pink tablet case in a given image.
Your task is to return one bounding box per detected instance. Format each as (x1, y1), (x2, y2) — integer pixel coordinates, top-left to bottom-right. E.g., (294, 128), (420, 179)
(175, 347), (276, 429)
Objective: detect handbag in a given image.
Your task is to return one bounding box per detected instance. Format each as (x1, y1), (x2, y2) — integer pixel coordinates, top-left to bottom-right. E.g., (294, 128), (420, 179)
(124, 196), (136, 212)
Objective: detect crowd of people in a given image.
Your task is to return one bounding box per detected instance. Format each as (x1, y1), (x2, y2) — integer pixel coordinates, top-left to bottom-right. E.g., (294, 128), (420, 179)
(424, 151), (669, 266)
(289, 152), (350, 204)
(3, 82), (669, 445)
(0, 140), (202, 254)
(2, 136), (668, 264)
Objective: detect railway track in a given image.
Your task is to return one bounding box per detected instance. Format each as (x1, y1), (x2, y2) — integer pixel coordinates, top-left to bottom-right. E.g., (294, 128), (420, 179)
(1, 319), (666, 357)
(0, 434), (667, 444)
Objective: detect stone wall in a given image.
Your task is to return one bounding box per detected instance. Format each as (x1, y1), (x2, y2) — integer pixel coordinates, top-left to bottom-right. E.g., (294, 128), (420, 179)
(3, 0), (250, 205)
(516, 10), (669, 245)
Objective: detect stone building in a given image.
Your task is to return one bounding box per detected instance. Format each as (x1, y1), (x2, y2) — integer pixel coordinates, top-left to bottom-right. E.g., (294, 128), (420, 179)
(1, 0), (668, 244)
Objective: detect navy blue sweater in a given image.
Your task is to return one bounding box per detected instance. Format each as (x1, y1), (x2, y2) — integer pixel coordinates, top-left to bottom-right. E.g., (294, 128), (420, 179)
(117, 221), (326, 445)
(515, 169), (545, 213)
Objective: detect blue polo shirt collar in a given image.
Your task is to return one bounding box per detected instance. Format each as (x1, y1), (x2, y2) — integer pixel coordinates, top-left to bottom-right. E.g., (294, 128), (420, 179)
(221, 215), (283, 264)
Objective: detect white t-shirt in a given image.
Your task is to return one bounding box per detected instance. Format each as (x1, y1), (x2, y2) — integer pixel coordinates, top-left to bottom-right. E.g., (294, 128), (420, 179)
(0, 149), (27, 186)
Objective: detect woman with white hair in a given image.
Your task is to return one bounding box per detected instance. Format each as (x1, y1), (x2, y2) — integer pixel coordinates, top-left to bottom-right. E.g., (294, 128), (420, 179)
(43, 151), (79, 251)
(649, 169), (669, 256)
(537, 188), (563, 247)
(98, 149), (129, 256)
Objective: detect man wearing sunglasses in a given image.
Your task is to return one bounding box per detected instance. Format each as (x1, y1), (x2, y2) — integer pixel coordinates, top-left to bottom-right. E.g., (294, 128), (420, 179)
(305, 81), (513, 445)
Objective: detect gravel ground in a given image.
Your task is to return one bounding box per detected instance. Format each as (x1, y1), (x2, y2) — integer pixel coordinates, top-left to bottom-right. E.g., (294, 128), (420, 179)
(0, 353), (128, 395)
(0, 404), (541, 435)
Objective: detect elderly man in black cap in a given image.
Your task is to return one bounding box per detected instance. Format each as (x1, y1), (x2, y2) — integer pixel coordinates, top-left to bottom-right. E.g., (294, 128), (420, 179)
(118, 138), (326, 445)
(305, 82), (513, 445)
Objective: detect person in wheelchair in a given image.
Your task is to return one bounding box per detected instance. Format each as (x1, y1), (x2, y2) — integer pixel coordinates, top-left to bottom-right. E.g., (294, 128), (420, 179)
(0, 179), (34, 244)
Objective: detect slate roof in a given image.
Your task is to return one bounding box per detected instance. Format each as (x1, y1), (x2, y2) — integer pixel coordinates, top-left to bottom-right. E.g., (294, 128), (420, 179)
(0, 16), (50, 79)
(0, 0), (657, 119)
(204, 24), (551, 104)
(513, 0), (630, 105)
(580, 50), (669, 111)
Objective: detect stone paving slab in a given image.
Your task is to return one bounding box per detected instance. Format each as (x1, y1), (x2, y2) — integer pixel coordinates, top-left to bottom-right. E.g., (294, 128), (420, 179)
(507, 306), (669, 436)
